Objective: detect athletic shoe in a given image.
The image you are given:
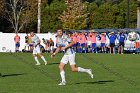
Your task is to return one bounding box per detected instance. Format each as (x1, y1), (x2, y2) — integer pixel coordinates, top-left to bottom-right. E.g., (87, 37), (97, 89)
(35, 63), (40, 65)
(87, 69), (94, 79)
(45, 62), (47, 65)
(58, 81), (66, 86)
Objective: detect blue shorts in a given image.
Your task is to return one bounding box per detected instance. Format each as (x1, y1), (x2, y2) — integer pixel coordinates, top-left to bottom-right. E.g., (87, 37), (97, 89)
(92, 43), (96, 48)
(16, 42), (20, 47)
(29, 44), (33, 47)
(101, 43), (105, 47)
(81, 43), (86, 47)
(77, 42), (80, 47)
(73, 42), (78, 47)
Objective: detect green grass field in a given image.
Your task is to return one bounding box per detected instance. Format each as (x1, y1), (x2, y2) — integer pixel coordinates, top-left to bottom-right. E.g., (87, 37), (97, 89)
(0, 53), (140, 93)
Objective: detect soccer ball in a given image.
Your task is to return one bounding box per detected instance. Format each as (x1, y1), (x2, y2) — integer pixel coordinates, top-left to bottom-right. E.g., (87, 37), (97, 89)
(128, 32), (138, 41)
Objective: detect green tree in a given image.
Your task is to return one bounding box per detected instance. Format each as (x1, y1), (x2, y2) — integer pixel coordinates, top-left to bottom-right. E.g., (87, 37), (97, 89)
(89, 2), (119, 28)
(42, 0), (65, 32)
(88, 0), (137, 29)
(59, 0), (87, 30)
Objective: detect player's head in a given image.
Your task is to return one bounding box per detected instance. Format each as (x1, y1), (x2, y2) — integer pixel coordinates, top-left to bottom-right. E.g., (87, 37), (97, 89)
(30, 31), (35, 37)
(57, 28), (63, 37)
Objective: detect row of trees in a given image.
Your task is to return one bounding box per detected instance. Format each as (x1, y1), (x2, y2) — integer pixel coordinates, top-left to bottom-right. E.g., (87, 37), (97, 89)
(0, 0), (138, 33)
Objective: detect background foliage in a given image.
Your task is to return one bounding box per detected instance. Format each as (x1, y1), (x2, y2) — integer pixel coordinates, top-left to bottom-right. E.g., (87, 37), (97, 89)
(0, 0), (138, 33)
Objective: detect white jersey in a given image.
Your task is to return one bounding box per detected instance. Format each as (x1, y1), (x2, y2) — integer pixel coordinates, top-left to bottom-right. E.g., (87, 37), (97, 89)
(32, 35), (41, 54)
(57, 34), (75, 55)
(32, 35), (40, 46)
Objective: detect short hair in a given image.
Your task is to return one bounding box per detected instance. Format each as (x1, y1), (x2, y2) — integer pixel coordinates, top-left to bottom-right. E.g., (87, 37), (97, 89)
(30, 31), (35, 33)
(56, 27), (63, 32)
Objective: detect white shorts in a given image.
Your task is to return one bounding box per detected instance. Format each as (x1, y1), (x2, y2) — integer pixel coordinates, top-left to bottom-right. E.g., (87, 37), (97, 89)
(60, 54), (76, 65)
(33, 45), (41, 54)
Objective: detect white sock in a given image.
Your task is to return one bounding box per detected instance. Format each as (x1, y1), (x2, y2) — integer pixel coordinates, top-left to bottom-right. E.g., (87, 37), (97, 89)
(34, 57), (40, 64)
(60, 71), (66, 82)
(78, 67), (88, 72)
(41, 56), (47, 63)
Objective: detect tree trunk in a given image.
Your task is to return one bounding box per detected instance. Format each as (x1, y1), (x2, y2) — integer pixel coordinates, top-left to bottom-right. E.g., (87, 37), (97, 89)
(137, 0), (140, 28)
(37, 0), (41, 33)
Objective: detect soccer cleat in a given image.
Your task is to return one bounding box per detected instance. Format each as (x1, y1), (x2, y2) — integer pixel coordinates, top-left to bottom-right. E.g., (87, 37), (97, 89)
(35, 63), (40, 65)
(87, 69), (94, 79)
(58, 81), (66, 86)
(45, 62), (47, 65)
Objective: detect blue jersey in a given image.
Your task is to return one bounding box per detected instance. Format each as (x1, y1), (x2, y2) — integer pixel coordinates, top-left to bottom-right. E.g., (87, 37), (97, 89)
(118, 34), (125, 42)
(109, 35), (116, 43)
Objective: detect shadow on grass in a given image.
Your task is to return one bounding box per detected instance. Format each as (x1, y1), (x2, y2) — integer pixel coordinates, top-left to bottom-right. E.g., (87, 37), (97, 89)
(75, 80), (114, 85)
(1, 73), (25, 77)
(48, 62), (60, 65)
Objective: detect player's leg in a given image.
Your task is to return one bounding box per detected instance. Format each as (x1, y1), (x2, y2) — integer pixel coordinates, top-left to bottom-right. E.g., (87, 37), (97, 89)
(37, 45), (47, 65)
(38, 53), (47, 65)
(113, 45), (115, 54)
(101, 47), (103, 53)
(103, 43), (106, 53)
(83, 43), (86, 53)
(27, 43), (30, 51)
(77, 42), (81, 53)
(58, 62), (66, 85)
(92, 43), (94, 53)
(101, 43), (104, 53)
(17, 42), (20, 52)
(58, 55), (68, 85)
(118, 45), (120, 54)
(69, 54), (94, 78)
(70, 65), (93, 78)
(121, 45), (124, 54)
(103, 46), (106, 53)
(95, 44), (98, 53)
(33, 47), (40, 65)
(109, 46), (112, 54)
(15, 43), (18, 52)
(33, 54), (40, 65)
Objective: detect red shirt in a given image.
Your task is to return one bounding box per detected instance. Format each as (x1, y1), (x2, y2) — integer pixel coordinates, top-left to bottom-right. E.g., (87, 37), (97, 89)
(14, 35), (20, 43)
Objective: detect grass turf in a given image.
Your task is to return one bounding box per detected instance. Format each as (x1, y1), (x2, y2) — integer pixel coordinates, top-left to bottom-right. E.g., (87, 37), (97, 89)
(0, 53), (140, 93)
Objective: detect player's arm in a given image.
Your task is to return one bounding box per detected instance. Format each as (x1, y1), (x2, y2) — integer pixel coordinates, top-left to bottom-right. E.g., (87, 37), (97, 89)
(51, 46), (61, 57)
(61, 40), (75, 50)
(34, 40), (41, 47)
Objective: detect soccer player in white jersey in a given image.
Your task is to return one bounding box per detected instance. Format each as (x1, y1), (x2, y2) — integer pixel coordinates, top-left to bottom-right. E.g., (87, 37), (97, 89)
(51, 28), (93, 85)
(30, 32), (47, 65)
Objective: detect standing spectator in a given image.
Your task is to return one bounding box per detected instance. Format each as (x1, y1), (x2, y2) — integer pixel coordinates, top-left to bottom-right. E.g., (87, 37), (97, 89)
(77, 32), (82, 53)
(28, 34), (33, 52)
(87, 32), (92, 52)
(109, 32), (116, 54)
(117, 32), (126, 54)
(24, 33), (29, 51)
(49, 38), (54, 54)
(42, 38), (49, 52)
(14, 33), (20, 52)
(100, 33), (106, 53)
(77, 32), (86, 53)
(71, 32), (78, 52)
(91, 31), (97, 53)
(134, 33), (140, 53)
(80, 32), (87, 53)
